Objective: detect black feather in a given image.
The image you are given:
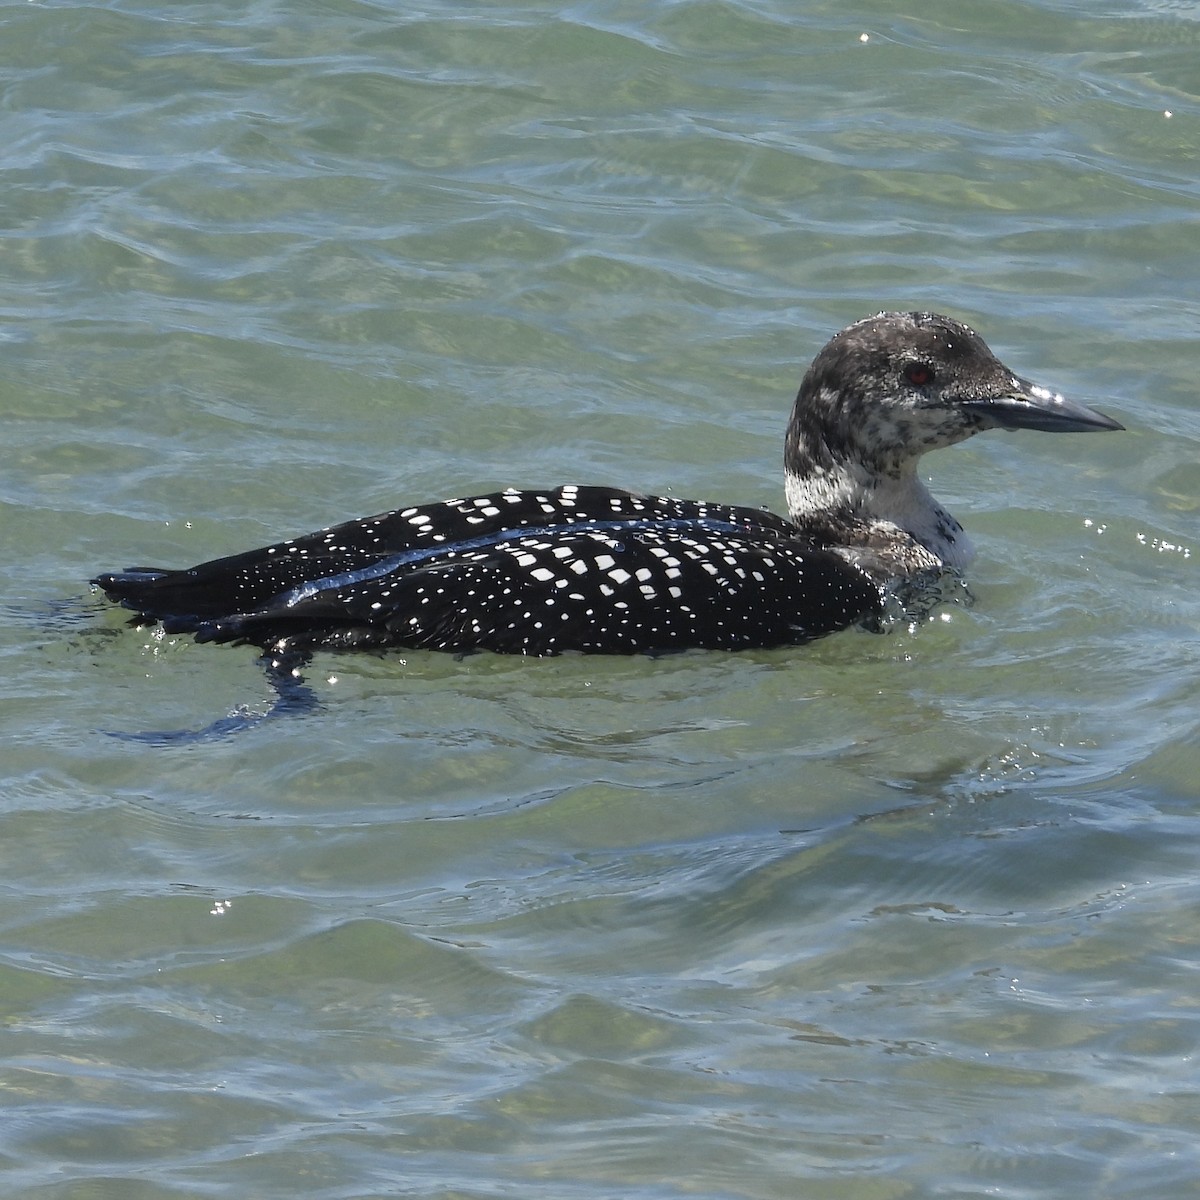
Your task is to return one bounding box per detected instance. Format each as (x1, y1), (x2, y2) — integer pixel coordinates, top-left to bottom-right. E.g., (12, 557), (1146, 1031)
(93, 486), (881, 655)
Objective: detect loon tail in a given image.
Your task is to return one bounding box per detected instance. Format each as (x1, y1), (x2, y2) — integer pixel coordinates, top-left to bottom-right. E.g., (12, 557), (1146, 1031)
(92, 567), (230, 629)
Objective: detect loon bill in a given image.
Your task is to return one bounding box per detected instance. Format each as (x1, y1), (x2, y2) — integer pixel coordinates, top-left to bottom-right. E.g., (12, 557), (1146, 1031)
(92, 311), (1122, 658)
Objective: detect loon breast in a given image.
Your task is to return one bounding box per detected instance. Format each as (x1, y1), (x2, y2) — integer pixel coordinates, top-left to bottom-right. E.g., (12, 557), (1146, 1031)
(93, 486), (882, 656)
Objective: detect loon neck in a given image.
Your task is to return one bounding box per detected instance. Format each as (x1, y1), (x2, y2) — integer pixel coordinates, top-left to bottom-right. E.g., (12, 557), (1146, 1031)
(783, 459), (975, 576)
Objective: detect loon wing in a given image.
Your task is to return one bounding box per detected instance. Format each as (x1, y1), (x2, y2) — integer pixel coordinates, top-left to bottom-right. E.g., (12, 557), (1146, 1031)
(92, 486), (881, 656)
(93, 486), (798, 622)
(180, 526), (880, 656)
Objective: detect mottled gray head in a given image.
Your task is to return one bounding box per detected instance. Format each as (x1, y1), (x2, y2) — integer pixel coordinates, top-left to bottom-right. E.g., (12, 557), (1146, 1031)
(786, 311), (1122, 479)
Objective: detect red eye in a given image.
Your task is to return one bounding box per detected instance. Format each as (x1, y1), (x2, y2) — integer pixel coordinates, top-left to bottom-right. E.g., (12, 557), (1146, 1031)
(904, 362), (934, 387)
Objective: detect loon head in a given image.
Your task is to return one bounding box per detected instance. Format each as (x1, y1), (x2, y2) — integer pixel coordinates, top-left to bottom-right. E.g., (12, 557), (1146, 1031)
(784, 311), (1123, 572)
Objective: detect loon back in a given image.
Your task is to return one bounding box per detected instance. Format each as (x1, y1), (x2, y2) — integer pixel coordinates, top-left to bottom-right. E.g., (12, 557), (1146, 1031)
(94, 486), (882, 656)
(92, 311), (1122, 659)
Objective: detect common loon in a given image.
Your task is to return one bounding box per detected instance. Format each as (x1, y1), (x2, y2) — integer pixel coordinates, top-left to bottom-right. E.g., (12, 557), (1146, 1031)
(93, 312), (1122, 658)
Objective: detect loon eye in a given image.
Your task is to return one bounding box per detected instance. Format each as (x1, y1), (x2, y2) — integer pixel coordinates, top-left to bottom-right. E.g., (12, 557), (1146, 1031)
(904, 362), (935, 387)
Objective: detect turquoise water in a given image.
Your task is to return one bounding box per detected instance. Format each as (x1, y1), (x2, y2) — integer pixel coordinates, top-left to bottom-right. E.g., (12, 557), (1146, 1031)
(2, 0), (1199, 1196)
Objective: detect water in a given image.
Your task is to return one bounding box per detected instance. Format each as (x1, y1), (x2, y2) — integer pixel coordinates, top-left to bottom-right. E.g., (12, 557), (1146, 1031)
(2, 0), (1199, 1196)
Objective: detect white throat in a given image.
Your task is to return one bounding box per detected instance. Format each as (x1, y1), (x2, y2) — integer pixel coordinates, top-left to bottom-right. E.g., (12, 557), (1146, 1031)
(784, 462), (975, 570)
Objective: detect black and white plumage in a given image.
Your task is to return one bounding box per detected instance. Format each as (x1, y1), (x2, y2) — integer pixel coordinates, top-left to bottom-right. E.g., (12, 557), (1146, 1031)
(93, 312), (1122, 658)
(94, 488), (879, 656)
